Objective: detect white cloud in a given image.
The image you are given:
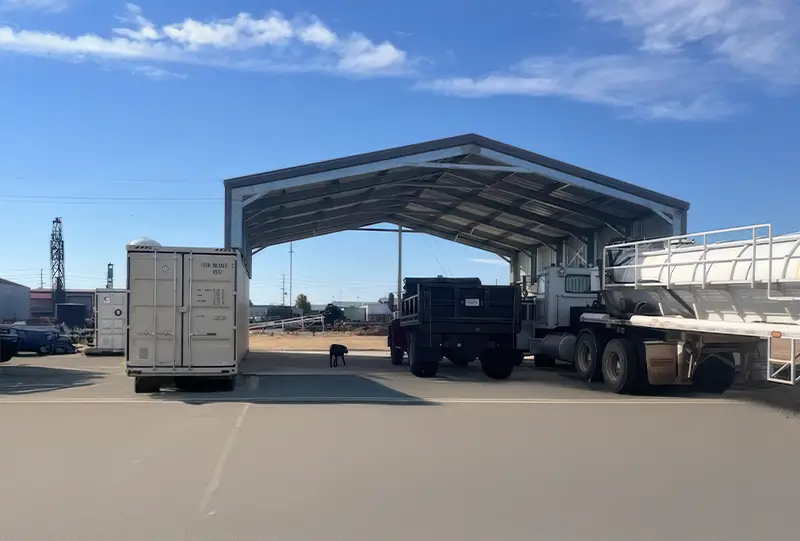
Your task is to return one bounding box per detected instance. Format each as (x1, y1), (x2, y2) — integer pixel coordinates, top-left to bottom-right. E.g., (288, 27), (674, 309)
(578, 0), (800, 84)
(420, 0), (799, 120)
(469, 258), (508, 266)
(0, 0), (67, 13)
(418, 54), (737, 120)
(132, 65), (186, 81)
(0, 3), (409, 76)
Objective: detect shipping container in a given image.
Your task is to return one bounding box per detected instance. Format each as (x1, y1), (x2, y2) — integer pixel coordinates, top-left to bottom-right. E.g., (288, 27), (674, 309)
(94, 289), (127, 352)
(125, 244), (250, 393)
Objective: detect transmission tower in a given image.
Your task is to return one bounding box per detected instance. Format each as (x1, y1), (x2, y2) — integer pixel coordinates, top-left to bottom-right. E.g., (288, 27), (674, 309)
(50, 217), (66, 309)
(106, 263), (114, 289)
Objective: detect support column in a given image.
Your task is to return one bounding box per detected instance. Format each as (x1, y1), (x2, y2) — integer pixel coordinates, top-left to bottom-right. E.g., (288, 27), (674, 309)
(509, 252), (520, 284)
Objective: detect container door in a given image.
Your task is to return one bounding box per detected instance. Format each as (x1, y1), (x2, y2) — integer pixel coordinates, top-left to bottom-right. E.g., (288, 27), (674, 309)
(128, 252), (182, 367)
(182, 253), (237, 368)
(97, 292), (126, 351)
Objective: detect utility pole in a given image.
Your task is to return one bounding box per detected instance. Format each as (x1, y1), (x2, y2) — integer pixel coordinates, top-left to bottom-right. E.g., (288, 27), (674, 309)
(281, 274), (286, 306)
(39, 269), (44, 289)
(396, 224), (403, 316)
(288, 242), (294, 306)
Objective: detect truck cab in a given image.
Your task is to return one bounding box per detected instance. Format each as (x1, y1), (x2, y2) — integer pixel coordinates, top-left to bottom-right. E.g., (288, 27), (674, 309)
(517, 265), (599, 359)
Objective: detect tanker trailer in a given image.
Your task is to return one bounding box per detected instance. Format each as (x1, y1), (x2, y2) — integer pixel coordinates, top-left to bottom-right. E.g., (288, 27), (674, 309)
(521, 224), (800, 394)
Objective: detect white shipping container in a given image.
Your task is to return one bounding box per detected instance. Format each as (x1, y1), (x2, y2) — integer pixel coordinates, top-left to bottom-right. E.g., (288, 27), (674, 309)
(125, 245), (249, 380)
(94, 289), (126, 352)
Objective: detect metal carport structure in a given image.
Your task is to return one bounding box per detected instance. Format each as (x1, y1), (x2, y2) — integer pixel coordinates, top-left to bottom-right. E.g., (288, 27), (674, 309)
(224, 134), (690, 284)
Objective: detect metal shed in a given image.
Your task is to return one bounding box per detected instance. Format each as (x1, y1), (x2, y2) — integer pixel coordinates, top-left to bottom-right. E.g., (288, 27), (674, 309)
(0, 277), (31, 322)
(224, 134), (690, 283)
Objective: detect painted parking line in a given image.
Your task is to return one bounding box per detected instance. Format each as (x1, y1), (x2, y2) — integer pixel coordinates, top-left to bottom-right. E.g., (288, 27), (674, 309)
(0, 396), (738, 405)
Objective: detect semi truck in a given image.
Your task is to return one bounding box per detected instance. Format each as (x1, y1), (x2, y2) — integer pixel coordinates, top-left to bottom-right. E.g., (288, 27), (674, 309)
(517, 224), (800, 394)
(388, 277), (522, 379)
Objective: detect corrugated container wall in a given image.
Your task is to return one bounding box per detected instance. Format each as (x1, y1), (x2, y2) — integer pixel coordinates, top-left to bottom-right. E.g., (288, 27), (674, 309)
(126, 246), (249, 375)
(95, 289), (127, 352)
(0, 278), (31, 322)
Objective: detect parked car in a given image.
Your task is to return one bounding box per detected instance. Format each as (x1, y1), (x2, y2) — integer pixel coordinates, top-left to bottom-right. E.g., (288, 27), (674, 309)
(0, 327), (20, 363)
(3, 325), (74, 355)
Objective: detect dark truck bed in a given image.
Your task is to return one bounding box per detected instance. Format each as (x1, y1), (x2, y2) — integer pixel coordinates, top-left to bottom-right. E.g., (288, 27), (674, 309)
(389, 277), (522, 379)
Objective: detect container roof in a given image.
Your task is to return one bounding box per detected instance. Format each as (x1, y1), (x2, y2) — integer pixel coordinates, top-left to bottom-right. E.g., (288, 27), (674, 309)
(224, 133), (689, 259)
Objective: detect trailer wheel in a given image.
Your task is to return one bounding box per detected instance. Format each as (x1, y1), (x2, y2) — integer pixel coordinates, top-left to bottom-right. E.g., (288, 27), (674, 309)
(600, 338), (638, 394)
(574, 330), (604, 382)
(480, 349), (515, 380)
(134, 377), (160, 394)
(409, 333), (439, 378)
(692, 353), (736, 394)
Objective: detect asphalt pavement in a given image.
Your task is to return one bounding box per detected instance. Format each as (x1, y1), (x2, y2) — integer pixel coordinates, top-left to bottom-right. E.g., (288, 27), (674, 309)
(1, 351), (799, 541)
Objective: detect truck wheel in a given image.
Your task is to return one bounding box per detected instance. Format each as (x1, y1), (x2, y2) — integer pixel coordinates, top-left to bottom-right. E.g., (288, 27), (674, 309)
(0, 350), (12, 363)
(574, 330), (604, 382)
(134, 377), (160, 394)
(513, 351), (525, 366)
(390, 347), (405, 365)
(480, 349), (515, 380)
(600, 338), (638, 394)
(692, 353), (736, 394)
(409, 333), (439, 378)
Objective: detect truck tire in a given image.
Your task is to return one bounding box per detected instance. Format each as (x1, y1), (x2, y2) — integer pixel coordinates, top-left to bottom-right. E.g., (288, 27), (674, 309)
(600, 338), (638, 394)
(409, 333), (439, 378)
(390, 347), (405, 365)
(513, 350), (525, 366)
(0, 350), (12, 363)
(574, 329), (605, 382)
(692, 352), (736, 394)
(480, 349), (515, 380)
(134, 377), (161, 394)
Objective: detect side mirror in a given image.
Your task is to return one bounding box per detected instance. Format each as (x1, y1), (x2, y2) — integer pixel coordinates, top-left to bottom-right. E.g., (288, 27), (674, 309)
(387, 293), (396, 312)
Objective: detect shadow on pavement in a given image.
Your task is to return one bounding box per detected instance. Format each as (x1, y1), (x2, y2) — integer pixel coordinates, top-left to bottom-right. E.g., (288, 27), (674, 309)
(0, 364), (104, 395)
(153, 374), (436, 406)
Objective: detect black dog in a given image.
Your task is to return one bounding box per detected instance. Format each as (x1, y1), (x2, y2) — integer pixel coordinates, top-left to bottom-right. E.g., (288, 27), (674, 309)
(329, 344), (348, 368)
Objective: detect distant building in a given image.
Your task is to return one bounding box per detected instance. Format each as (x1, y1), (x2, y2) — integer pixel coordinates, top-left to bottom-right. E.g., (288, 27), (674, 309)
(29, 289), (96, 319)
(0, 277), (31, 322)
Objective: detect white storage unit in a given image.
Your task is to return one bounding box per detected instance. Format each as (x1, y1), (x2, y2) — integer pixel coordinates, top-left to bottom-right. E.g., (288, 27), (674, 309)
(94, 289), (126, 352)
(125, 244), (249, 391)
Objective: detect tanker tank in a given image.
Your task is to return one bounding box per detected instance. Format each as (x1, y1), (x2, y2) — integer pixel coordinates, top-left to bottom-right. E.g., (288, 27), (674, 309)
(602, 226), (800, 326)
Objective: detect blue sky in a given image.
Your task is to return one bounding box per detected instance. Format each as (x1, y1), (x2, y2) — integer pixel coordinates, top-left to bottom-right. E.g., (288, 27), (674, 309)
(1, 0), (798, 305)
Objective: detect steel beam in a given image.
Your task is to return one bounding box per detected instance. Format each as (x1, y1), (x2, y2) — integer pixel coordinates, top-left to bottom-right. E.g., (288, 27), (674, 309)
(406, 199), (563, 246)
(395, 213), (530, 253)
(237, 145), (473, 203)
